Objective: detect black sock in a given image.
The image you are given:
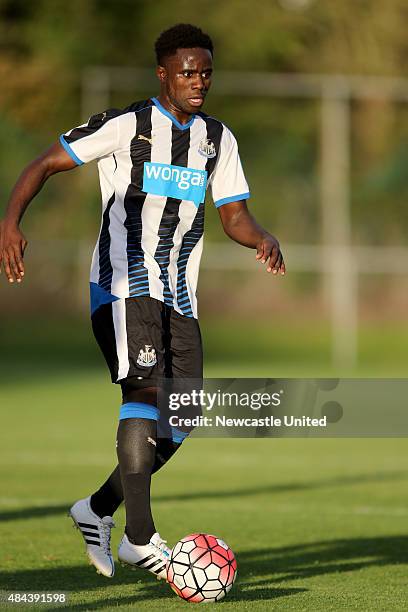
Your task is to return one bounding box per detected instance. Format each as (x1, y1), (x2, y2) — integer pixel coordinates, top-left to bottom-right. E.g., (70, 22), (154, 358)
(90, 467), (123, 518)
(117, 417), (157, 545)
(90, 439), (181, 518)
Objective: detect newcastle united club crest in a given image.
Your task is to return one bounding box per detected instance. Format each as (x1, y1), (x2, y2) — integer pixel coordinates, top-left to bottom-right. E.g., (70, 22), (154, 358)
(198, 138), (216, 158)
(136, 344), (157, 367)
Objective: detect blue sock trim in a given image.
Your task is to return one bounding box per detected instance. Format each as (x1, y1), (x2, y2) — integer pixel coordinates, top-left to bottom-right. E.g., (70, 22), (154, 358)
(119, 402), (160, 421)
(171, 426), (189, 444)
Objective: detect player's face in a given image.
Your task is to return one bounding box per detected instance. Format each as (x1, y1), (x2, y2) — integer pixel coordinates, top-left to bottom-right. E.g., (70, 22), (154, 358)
(158, 48), (213, 116)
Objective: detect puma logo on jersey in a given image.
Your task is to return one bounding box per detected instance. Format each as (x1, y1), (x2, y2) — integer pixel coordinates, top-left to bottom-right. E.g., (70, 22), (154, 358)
(138, 134), (153, 145)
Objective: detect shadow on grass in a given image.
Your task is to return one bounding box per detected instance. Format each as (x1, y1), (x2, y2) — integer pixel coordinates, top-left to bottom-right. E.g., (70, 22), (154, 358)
(0, 564), (305, 609)
(234, 534), (408, 587)
(1, 469), (406, 522)
(1, 535), (408, 607)
(153, 469), (408, 503)
(0, 565), (170, 610)
(0, 505), (70, 522)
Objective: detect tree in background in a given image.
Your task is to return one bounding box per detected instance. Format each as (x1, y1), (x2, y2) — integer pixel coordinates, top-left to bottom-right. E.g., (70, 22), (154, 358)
(1, 0), (408, 243)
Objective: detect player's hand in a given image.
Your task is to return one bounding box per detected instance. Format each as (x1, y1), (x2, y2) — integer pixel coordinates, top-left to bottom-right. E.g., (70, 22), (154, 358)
(0, 219), (28, 283)
(256, 234), (285, 275)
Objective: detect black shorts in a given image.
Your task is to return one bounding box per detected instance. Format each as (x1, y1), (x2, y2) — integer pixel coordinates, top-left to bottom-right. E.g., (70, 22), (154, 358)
(91, 296), (203, 386)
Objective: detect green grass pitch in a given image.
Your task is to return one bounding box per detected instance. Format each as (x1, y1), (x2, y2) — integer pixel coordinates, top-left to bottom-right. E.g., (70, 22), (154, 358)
(1, 369), (408, 611)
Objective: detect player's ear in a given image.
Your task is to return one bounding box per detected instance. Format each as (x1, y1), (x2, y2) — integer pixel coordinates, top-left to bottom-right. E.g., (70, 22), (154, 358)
(156, 65), (167, 82)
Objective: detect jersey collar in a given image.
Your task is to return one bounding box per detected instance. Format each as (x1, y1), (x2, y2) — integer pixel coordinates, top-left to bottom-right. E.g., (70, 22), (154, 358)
(152, 97), (195, 131)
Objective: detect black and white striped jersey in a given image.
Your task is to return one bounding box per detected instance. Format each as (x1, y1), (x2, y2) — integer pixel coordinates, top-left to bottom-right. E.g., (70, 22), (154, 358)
(60, 97), (250, 319)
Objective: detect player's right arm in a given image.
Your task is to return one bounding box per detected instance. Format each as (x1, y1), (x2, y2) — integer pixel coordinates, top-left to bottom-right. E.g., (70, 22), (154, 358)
(0, 142), (78, 283)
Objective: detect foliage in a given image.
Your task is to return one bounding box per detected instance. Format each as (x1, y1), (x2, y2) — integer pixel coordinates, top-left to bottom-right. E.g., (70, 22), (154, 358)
(1, 0), (408, 244)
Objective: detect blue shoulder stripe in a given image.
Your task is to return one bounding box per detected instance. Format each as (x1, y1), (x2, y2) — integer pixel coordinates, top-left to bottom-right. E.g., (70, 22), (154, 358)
(59, 135), (84, 166)
(214, 192), (250, 208)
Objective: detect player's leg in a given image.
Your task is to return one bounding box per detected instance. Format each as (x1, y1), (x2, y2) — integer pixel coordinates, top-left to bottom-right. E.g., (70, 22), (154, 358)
(113, 299), (171, 578)
(69, 299), (125, 578)
(70, 298), (201, 577)
(70, 297), (167, 577)
(88, 306), (202, 520)
(122, 377), (185, 474)
(115, 387), (170, 579)
(90, 439), (181, 519)
(89, 380), (184, 520)
(116, 303), (202, 580)
(116, 384), (158, 545)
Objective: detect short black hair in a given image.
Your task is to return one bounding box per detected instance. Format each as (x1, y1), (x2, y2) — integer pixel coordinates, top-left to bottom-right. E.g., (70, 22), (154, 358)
(155, 23), (213, 65)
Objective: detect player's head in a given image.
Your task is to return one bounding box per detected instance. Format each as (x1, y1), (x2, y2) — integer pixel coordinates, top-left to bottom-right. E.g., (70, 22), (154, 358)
(155, 24), (214, 115)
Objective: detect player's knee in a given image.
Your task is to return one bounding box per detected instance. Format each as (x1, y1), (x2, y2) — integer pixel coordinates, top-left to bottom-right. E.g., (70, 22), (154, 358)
(117, 421), (157, 473)
(127, 451), (155, 475)
(121, 377), (158, 405)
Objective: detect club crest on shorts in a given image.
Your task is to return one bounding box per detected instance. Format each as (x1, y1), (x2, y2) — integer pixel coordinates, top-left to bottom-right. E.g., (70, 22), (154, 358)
(198, 138), (216, 158)
(136, 344), (157, 367)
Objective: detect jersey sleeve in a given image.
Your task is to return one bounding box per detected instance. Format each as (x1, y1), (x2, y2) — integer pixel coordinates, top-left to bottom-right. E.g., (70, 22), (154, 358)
(59, 110), (121, 165)
(210, 125), (250, 208)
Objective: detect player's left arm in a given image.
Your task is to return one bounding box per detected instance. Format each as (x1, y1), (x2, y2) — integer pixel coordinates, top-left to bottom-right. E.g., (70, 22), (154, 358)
(218, 200), (285, 275)
(211, 124), (285, 275)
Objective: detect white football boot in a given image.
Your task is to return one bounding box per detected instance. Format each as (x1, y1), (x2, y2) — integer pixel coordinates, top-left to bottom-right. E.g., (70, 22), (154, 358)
(69, 496), (115, 577)
(118, 532), (170, 580)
